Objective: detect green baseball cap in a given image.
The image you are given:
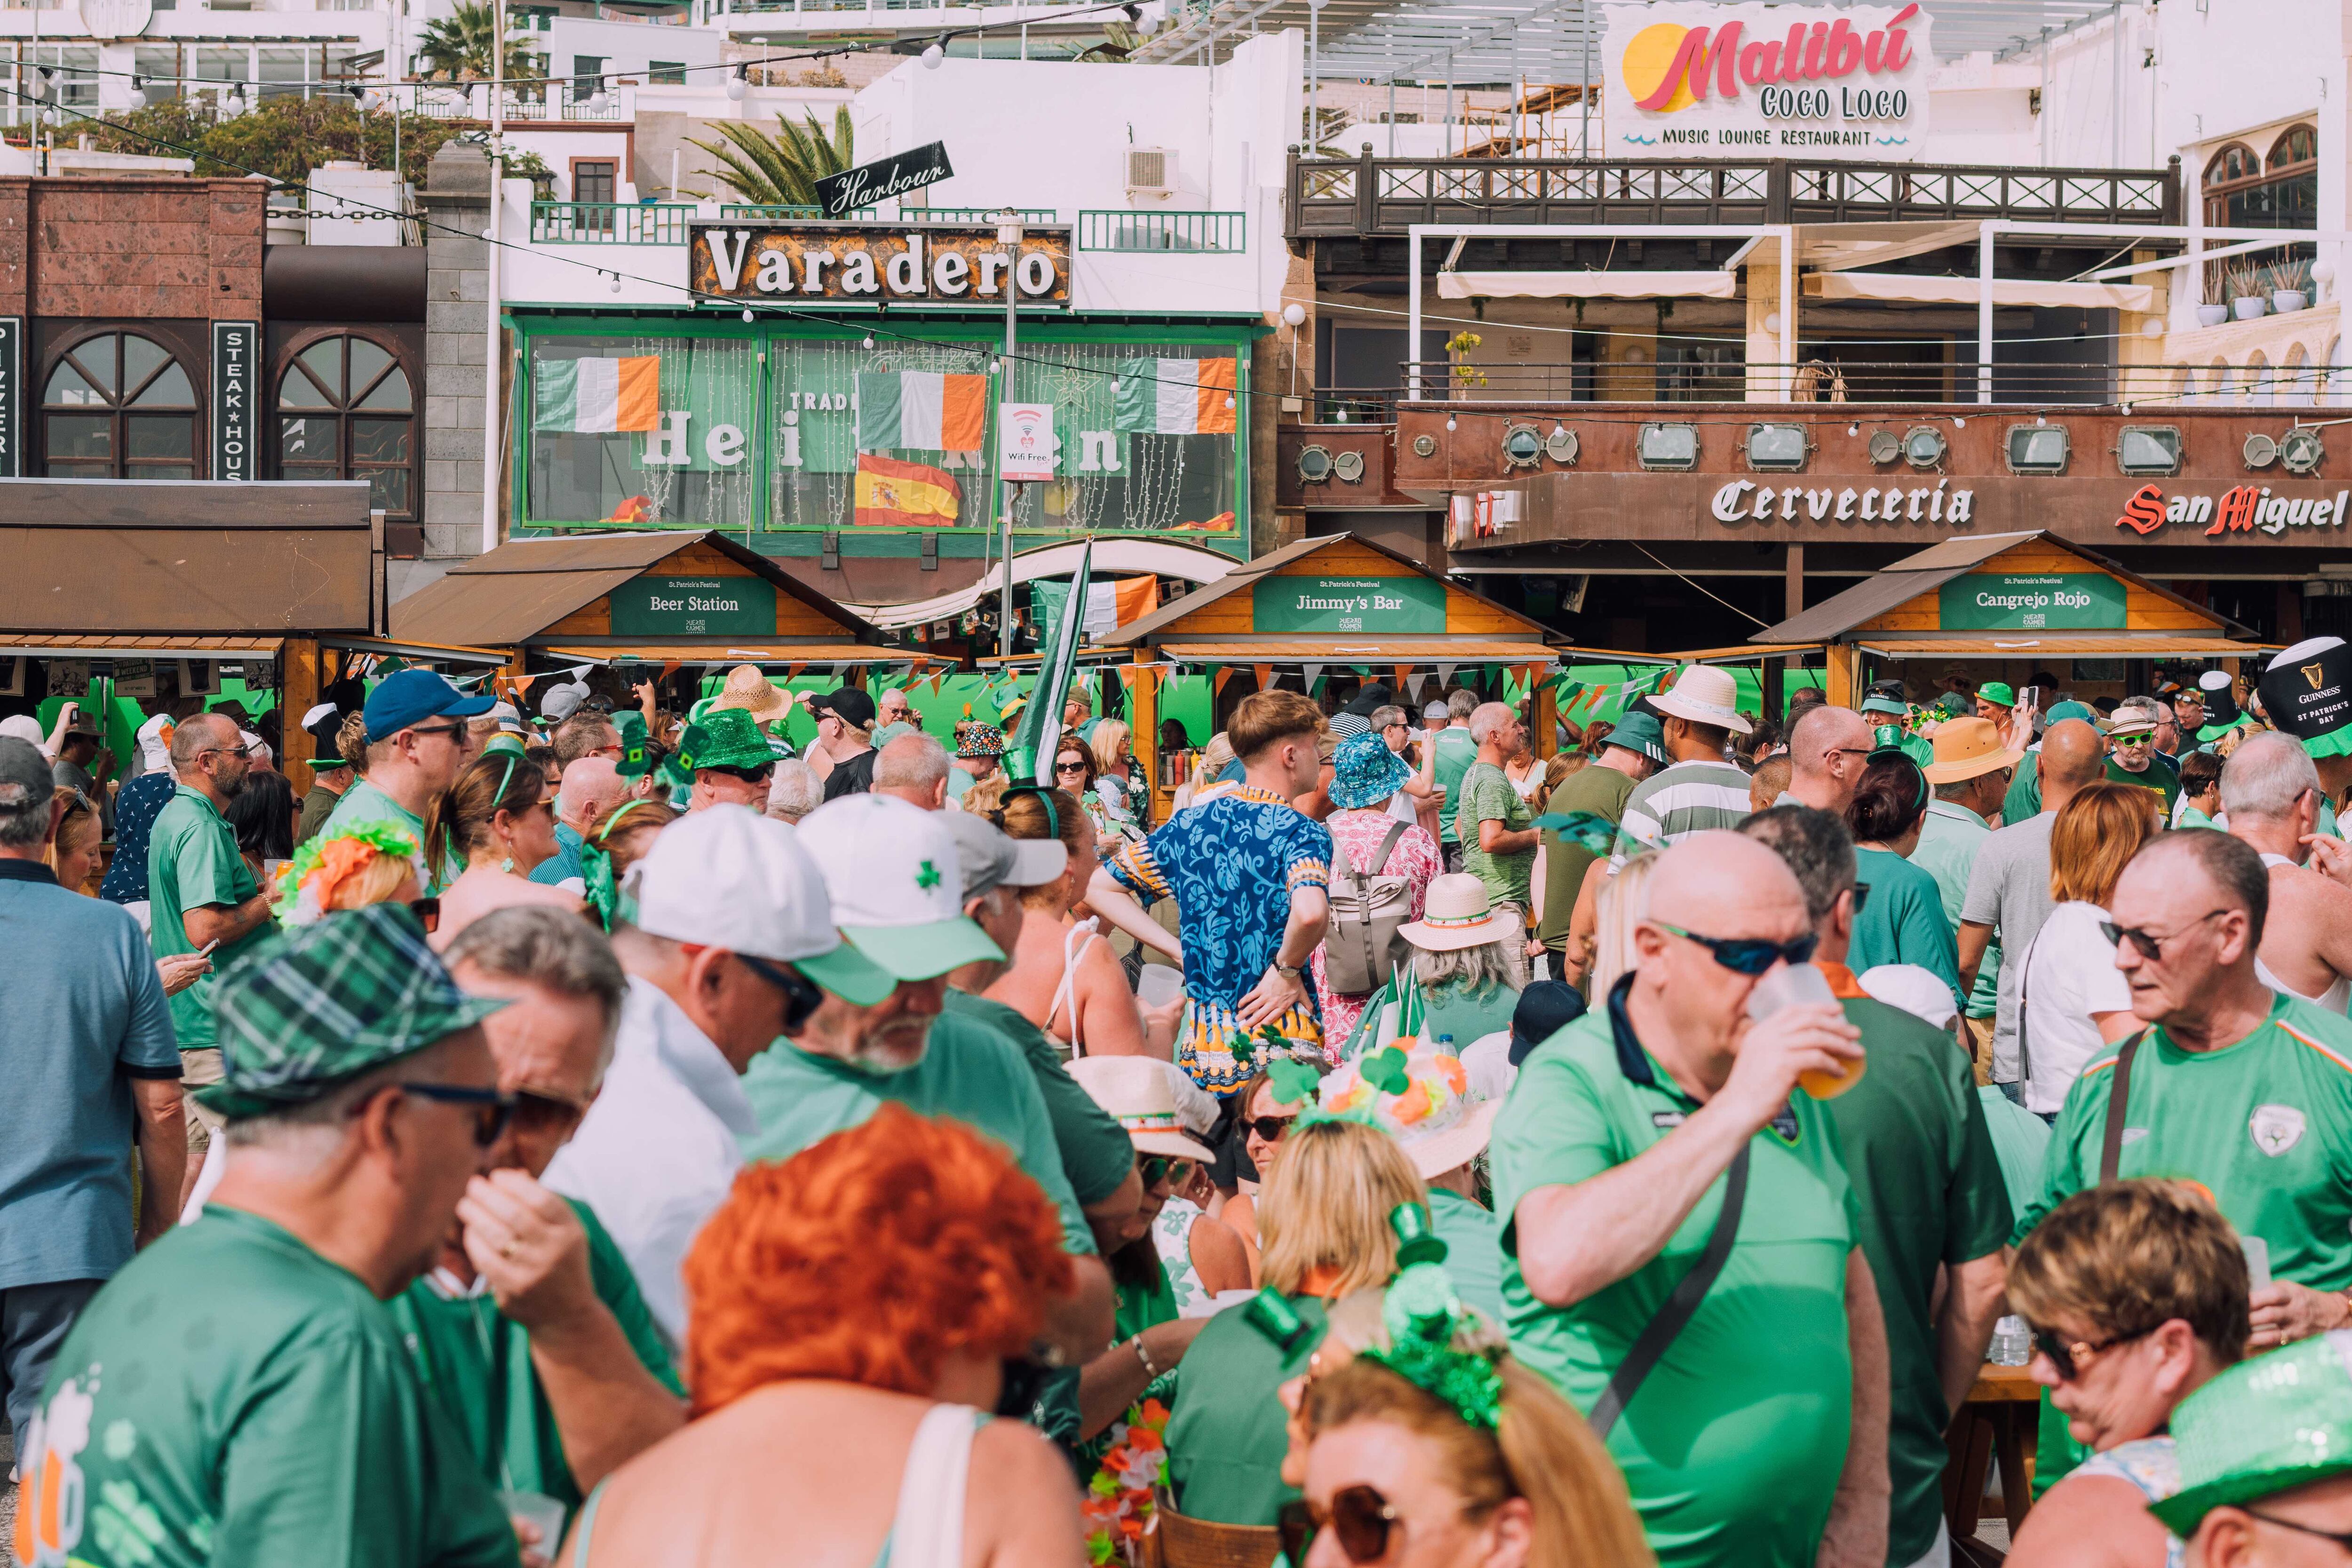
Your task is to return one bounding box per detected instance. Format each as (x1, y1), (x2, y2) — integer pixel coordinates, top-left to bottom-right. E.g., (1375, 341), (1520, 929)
(1934, 692), (1971, 719)
(197, 903), (509, 1120)
(871, 721), (919, 750)
(1978, 682), (2018, 708)
(2046, 700), (2098, 727)
(2150, 1330), (2352, 1536)
(683, 707), (777, 774)
(1860, 692), (1908, 718)
(1603, 709), (1668, 765)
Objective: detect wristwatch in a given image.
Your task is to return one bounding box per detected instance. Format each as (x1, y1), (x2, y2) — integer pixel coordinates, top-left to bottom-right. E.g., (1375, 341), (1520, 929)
(1273, 963), (1303, 980)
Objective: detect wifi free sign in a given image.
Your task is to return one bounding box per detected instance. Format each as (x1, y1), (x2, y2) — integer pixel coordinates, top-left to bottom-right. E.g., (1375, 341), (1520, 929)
(1602, 2), (1931, 157)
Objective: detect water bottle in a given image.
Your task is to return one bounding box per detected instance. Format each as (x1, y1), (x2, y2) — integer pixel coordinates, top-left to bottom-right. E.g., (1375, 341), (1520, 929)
(1435, 1032), (1455, 1059)
(1991, 1314), (2031, 1367)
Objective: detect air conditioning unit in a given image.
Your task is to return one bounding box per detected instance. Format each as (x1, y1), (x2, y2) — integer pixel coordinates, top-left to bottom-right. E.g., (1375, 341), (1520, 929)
(1125, 147), (1176, 197)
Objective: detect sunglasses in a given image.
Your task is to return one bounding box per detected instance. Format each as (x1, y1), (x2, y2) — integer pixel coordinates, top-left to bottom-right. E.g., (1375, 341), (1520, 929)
(1247, 1114), (1297, 1142)
(389, 1082), (515, 1146)
(1652, 921), (1820, 977)
(1056, 760), (1089, 774)
(735, 950), (827, 1035)
(2031, 1323), (2152, 1382)
(2101, 908), (2232, 962)
(2112, 734), (2155, 748)
(412, 896), (441, 934)
(2246, 1511), (2352, 1551)
(1279, 1486), (1401, 1565)
(507, 1086), (589, 1138)
(408, 722), (469, 743)
(1139, 1155), (1193, 1188)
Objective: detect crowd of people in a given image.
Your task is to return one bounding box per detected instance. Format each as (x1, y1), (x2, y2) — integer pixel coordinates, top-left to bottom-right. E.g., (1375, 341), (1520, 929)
(10, 642), (2352, 1568)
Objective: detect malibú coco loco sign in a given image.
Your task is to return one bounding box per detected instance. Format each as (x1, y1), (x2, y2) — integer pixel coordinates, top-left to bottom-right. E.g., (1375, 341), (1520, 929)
(1604, 2), (1931, 157)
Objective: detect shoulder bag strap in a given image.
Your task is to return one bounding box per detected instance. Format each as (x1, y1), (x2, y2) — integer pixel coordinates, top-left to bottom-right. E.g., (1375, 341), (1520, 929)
(1372, 817), (1410, 877)
(2098, 1030), (2149, 1185)
(1588, 1141), (1751, 1441)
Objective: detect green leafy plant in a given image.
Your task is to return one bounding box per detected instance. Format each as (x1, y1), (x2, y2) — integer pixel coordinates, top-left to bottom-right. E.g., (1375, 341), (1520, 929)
(687, 107), (853, 208)
(415, 0), (546, 83)
(89, 95), (462, 190)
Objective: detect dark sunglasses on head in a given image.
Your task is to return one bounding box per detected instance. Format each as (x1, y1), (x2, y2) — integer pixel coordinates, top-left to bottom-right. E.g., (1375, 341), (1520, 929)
(2101, 908), (2232, 963)
(734, 950), (827, 1035)
(1652, 921), (1820, 976)
(388, 1082), (515, 1146)
(1247, 1114), (1297, 1143)
(2032, 1323), (2153, 1383)
(1278, 1486), (1400, 1565)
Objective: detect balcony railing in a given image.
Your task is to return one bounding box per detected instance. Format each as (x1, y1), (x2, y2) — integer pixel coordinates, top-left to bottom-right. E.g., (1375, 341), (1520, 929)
(714, 203), (877, 221)
(1077, 209), (1244, 252)
(1287, 151), (2183, 240)
(400, 84), (625, 122)
(531, 201), (696, 244)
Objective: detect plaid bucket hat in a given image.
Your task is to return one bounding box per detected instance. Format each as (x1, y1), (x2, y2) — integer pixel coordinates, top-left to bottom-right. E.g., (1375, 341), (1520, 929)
(195, 902), (509, 1120)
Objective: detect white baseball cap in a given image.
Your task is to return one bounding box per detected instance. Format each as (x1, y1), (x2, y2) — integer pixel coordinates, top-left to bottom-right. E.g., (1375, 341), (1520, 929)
(796, 793), (1005, 981)
(941, 810), (1067, 899)
(628, 803), (893, 1004)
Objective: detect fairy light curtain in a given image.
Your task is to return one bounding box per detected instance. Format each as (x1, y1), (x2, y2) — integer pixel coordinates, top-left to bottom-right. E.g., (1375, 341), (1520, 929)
(527, 336), (761, 531)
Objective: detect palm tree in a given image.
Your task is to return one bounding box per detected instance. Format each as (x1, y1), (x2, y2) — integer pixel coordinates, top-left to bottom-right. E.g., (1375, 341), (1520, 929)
(687, 107), (853, 208)
(413, 0), (545, 83)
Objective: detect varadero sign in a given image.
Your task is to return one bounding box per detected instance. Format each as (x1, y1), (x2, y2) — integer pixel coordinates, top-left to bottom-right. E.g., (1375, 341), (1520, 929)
(689, 223), (1072, 305)
(1604, 2), (1930, 158)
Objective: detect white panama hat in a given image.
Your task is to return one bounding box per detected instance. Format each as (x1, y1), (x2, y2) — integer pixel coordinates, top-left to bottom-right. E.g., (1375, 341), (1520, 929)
(1649, 664), (1753, 735)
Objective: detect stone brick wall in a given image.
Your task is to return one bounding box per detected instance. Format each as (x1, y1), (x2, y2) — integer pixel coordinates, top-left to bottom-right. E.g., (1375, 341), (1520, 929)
(0, 176), (263, 319)
(420, 142), (491, 568)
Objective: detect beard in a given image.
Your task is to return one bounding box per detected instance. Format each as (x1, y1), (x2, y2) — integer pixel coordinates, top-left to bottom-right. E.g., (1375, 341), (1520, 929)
(850, 1013), (934, 1075)
(217, 767), (250, 799)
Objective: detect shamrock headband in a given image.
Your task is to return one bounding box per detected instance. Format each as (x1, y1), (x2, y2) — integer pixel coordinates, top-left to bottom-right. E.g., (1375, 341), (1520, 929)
(1355, 1205), (1506, 1431)
(273, 822), (427, 927)
(581, 798), (662, 931)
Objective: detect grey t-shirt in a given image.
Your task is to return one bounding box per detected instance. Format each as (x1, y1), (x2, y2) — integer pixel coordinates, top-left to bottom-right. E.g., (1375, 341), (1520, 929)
(1959, 811), (2058, 1083)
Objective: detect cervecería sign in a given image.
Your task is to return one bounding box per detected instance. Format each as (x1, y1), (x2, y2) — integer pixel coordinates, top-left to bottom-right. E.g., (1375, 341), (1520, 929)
(609, 576), (776, 637)
(1937, 573), (2126, 632)
(1253, 575), (1446, 634)
(690, 224), (1073, 305)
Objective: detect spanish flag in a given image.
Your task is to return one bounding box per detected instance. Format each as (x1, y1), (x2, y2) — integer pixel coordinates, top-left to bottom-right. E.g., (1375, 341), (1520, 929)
(854, 452), (961, 527)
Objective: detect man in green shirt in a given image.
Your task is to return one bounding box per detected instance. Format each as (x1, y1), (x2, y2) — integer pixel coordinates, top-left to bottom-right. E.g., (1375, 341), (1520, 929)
(146, 711), (279, 1169)
(325, 667), (492, 893)
(1535, 710), (1660, 963)
(18, 903), (524, 1568)
(2018, 829), (2352, 1351)
(1429, 690), (1480, 872)
(2102, 700), (2182, 819)
(1740, 806), (2014, 1568)
(740, 791), (1115, 1364)
(1913, 718), (2021, 1082)
(408, 906), (688, 1517)
(1458, 701), (1538, 987)
(1492, 831), (1889, 1568)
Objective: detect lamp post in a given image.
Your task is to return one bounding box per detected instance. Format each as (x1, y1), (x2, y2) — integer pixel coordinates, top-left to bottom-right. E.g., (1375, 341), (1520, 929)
(995, 205), (1022, 662)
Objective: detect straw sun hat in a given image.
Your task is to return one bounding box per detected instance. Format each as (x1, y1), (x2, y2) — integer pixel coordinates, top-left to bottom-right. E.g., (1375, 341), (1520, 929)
(1398, 873), (1512, 952)
(1067, 1055), (1216, 1162)
(710, 663), (787, 722)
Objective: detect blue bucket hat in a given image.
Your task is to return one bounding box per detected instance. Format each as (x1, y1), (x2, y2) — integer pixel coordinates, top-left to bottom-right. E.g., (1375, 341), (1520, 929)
(1329, 730), (1412, 811)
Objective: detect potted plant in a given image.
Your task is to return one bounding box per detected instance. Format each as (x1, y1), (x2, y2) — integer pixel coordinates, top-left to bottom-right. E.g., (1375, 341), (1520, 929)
(2271, 257), (2312, 314)
(2198, 296), (2231, 328)
(2226, 263), (2268, 320)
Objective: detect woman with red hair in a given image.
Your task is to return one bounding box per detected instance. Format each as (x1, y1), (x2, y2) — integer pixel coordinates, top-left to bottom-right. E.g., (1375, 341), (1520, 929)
(559, 1102), (1087, 1568)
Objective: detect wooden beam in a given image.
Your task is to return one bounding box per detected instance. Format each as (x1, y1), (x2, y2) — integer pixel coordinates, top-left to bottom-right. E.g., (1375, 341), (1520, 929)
(281, 637), (320, 796)
(1130, 652), (1164, 826)
(1825, 642), (1859, 708)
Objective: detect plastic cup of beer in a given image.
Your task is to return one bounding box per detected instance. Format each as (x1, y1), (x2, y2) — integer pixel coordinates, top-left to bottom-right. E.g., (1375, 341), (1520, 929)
(1746, 961), (1867, 1099)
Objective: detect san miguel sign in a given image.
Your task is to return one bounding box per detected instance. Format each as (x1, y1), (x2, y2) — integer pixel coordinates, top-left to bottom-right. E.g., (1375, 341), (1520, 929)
(2113, 482), (2351, 539)
(1603, 2), (1930, 159)
(689, 223), (1072, 306)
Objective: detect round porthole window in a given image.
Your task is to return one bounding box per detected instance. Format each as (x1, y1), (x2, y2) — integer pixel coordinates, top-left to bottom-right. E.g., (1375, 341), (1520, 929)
(2282, 428), (2325, 475)
(1502, 424), (1543, 469)
(1867, 430), (1902, 465)
(1412, 433), (1438, 458)
(2244, 432), (2280, 470)
(1902, 426), (1947, 468)
(1298, 445), (1334, 482)
(1545, 426), (1579, 464)
(1333, 449), (1366, 483)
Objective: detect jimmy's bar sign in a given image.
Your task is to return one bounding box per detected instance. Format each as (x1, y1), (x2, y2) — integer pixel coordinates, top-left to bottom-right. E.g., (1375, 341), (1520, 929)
(690, 224), (1073, 305)
(213, 321), (258, 481)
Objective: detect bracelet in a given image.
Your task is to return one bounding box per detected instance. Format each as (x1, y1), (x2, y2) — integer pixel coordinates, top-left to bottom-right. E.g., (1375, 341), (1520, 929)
(1132, 1335), (1160, 1379)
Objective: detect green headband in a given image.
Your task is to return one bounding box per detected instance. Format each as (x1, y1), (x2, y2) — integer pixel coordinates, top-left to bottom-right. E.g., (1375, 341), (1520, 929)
(1355, 1205), (1505, 1431)
(581, 798), (662, 931)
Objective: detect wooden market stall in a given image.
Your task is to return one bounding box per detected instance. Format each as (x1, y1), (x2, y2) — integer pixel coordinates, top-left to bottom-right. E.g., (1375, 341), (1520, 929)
(1103, 533), (1567, 822)
(1741, 530), (2265, 705)
(389, 530), (929, 693)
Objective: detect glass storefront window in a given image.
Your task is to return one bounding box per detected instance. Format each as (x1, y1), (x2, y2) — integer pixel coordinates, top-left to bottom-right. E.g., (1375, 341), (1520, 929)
(527, 335), (760, 530)
(1003, 342), (1239, 536)
(769, 334), (996, 533)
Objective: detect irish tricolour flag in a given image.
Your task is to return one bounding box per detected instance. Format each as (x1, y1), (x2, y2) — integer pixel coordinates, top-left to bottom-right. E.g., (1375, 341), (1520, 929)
(858, 371), (988, 452)
(535, 356), (660, 433)
(1115, 357), (1237, 435)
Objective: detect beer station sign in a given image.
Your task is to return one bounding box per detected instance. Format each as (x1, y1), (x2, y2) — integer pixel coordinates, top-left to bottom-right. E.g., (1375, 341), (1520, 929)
(689, 223), (1073, 306)
(1603, 1), (1931, 159)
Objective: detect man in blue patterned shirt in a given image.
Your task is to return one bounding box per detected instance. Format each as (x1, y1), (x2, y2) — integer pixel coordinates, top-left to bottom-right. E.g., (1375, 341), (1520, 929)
(1089, 689), (1333, 1098)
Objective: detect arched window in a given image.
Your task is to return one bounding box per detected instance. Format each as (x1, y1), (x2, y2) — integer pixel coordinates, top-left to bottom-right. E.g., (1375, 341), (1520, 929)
(2271, 124), (2318, 170)
(2205, 123), (2318, 228)
(43, 332), (197, 478)
(277, 333), (416, 519)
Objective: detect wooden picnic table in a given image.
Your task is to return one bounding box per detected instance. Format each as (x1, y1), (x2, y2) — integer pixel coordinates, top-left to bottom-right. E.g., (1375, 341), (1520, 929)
(1945, 1361), (2041, 1544)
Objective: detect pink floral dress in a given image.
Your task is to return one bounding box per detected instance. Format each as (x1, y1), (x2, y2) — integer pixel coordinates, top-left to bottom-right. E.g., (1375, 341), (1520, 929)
(1310, 807), (1442, 1055)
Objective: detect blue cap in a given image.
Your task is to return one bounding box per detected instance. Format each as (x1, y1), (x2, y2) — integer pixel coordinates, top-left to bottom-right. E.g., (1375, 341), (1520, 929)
(363, 668), (495, 743)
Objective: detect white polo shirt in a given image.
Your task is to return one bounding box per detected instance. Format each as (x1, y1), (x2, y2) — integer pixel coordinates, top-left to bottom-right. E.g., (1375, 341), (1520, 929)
(541, 973), (757, 1345)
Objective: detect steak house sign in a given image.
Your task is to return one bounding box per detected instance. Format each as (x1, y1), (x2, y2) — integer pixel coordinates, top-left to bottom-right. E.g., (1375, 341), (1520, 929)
(689, 223), (1073, 305)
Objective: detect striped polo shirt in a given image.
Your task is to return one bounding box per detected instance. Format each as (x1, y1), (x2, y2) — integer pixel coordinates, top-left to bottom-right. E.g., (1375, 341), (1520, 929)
(1610, 759), (1754, 864)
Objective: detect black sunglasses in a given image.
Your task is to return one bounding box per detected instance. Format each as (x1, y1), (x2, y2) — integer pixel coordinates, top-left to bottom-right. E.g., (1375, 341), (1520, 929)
(411, 896), (441, 934)
(2101, 908), (2232, 963)
(407, 722), (469, 743)
(735, 951), (827, 1035)
(391, 1082), (515, 1146)
(1278, 1486), (1400, 1565)
(2246, 1511), (2352, 1550)
(1247, 1114), (1298, 1142)
(508, 1087), (589, 1136)
(2031, 1323), (2153, 1383)
(1138, 1155), (1193, 1188)
(1652, 921), (1820, 977)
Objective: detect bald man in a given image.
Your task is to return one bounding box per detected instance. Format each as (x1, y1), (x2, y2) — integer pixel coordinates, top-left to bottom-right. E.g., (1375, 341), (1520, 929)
(1958, 718), (2108, 1094)
(1492, 832), (1888, 1568)
(2224, 732), (2352, 1014)
(530, 756), (627, 889)
(1781, 704), (1877, 817)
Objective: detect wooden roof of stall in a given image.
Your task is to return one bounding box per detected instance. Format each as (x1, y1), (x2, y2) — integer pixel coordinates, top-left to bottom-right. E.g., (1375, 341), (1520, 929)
(1751, 530), (2257, 649)
(390, 531), (882, 650)
(1103, 533), (1558, 652)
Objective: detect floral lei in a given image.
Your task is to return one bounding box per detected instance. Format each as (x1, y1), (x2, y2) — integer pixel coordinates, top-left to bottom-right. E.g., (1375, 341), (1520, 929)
(1080, 1397), (1169, 1565)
